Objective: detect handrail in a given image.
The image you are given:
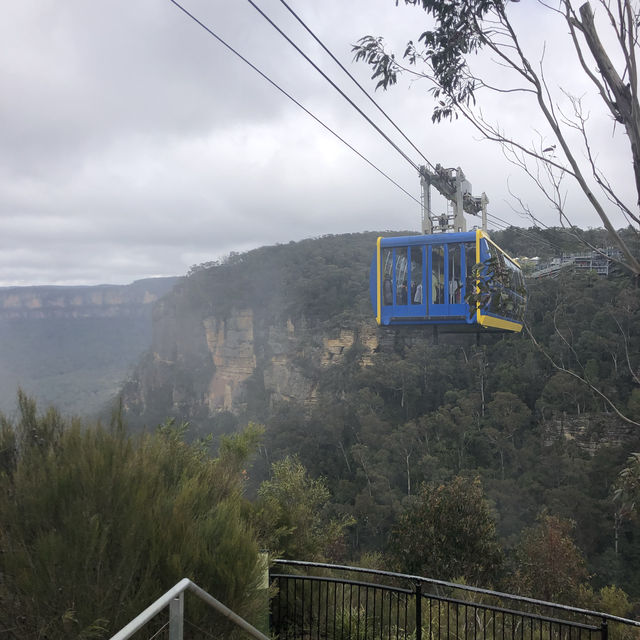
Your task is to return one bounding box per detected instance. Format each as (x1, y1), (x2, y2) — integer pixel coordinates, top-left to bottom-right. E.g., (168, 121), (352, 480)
(109, 578), (271, 640)
(274, 559), (640, 627)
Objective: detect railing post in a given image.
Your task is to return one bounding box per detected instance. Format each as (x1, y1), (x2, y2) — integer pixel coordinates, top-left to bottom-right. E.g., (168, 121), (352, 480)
(601, 619), (608, 640)
(415, 582), (422, 640)
(169, 593), (184, 640)
(259, 551), (270, 635)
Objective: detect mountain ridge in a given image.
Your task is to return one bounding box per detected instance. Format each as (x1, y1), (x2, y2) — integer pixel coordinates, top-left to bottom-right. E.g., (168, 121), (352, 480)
(0, 276), (180, 416)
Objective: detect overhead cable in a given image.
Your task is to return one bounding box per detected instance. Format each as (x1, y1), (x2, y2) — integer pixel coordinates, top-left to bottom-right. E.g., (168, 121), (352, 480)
(167, 0), (422, 207)
(276, 0), (435, 172)
(245, 0), (422, 174)
(486, 213), (564, 252)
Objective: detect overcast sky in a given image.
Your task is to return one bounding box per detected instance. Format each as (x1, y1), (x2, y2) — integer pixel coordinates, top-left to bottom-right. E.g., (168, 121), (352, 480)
(1, 0), (635, 286)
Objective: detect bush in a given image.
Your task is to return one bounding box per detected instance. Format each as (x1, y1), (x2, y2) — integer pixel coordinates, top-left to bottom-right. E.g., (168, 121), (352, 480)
(0, 392), (265, 639)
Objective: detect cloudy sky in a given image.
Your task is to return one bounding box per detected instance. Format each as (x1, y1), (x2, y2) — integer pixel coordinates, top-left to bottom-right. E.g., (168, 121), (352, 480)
(1, 0), (634, 286)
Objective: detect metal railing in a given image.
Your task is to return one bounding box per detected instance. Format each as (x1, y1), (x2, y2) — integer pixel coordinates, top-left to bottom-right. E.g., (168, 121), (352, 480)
(270, 561), (640, 640)
(109, 578), (270, 640)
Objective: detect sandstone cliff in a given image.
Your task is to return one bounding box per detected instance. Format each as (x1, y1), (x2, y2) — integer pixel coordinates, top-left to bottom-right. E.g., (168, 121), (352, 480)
(122, 301), (380, 423)
(121, 233), (383, 426)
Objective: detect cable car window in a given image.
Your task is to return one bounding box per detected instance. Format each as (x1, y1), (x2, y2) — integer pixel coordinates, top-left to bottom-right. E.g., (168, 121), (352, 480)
(410, 246), (423, 304)
(488, 251), (504, 316)
(396, 247), (408, 305)
(503, 256), (526, 321)
(432, 245), (444, 304)
(382, 248), (393, 305)
(465, 242), (476, 299)
(448, 244), (461, 303)
(485, 249), (526, 322)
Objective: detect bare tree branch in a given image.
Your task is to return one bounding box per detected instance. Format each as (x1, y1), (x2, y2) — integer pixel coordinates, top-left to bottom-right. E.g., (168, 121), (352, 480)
(526, 323), (640, 426)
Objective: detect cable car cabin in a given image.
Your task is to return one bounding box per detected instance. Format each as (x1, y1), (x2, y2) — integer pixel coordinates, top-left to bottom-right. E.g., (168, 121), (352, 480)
(369, 229), (526, 333)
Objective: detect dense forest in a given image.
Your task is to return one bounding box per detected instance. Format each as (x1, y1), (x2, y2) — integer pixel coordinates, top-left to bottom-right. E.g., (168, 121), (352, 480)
(1, 227), (640, 637)
(170, 227), (640, 598)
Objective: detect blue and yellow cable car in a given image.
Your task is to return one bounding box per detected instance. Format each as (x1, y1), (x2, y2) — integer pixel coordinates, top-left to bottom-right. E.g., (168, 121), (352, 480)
(369, 229), (526, 333)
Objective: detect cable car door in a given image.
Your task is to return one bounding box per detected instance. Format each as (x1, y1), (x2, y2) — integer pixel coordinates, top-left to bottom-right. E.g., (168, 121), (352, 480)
(428, 244), (465, 318)
(386, 246), (426, 319)
(408, 245), (426, 317)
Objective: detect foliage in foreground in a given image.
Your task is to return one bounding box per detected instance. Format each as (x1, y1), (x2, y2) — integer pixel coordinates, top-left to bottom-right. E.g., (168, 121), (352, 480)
(253, 455), (354, 561)
(390, 476), (503, 584)
(0, 391), (265, 639)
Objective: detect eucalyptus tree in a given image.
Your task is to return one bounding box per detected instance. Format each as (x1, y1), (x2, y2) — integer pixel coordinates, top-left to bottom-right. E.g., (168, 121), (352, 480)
(354, 0), (640, 276)
(389, 476), (503, 585)
(512, 513), (588, 602)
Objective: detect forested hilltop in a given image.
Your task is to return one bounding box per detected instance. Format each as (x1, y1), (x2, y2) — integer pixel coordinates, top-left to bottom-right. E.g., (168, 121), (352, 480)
(119, 227), (640, 603)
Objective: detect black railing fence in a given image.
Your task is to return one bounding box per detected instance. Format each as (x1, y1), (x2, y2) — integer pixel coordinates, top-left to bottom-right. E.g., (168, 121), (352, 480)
(270, 561), (640, 640)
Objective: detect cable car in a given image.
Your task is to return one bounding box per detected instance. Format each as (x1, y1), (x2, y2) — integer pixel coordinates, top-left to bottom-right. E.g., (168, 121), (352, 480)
(369, 229), (526, 333)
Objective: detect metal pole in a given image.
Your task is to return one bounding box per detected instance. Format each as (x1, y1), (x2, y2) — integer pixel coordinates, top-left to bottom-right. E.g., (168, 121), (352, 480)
(454, 168), (466, 233)
(601, 619), (609, 640)
(415, 582), (422, 640)
(259, 551), (270, 635)
(169, 593), (184, 640)
(481, 193), (488, 231)
(421, 168), (433, 234)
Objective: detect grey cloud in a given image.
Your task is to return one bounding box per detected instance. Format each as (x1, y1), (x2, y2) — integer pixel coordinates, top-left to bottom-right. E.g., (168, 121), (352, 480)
(0, 0), (633, 286)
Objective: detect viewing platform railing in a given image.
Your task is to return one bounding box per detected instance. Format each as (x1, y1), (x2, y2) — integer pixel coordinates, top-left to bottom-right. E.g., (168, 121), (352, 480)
(109, 561), (640, 639)
(109, 577), (270, 640)
(270, 560), (640, 640)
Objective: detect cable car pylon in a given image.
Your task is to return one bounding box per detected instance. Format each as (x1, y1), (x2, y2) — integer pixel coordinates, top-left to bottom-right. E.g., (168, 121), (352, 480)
(419, 165), (488, 234)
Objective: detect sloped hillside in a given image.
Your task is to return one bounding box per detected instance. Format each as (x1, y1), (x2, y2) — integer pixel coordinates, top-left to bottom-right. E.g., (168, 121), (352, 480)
(120, 229), (640, 595)
(121, 232), (384, 427)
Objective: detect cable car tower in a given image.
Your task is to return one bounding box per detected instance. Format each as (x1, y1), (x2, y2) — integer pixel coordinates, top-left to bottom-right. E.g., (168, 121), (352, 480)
(419, 165), (489, 234)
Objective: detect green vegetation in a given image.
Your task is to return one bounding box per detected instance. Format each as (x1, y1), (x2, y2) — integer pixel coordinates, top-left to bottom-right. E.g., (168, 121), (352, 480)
(0, 392), (265, 639)
(390, 476), (503, 584)
(253, 455), (354, 561)
(3, 228), (640, 632)
(123, 228), (640, 605)
(253, 262), (640, 598)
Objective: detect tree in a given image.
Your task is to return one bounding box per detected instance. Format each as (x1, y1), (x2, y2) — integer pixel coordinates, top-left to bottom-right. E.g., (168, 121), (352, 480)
(512, 513), (588, 602)
(253, 455), (353, 561)
(527, 273), (640, 426)
(614, 452), (640, 516)
(0, 395), (265, 639)
(485, 391), (532, 479)
(353, 1), (640, 276)
(389, 476), (503, 585)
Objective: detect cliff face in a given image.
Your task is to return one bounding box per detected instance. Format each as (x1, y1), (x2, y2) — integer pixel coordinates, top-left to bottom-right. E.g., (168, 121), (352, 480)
(120, 233), (384, 425)
(122, 299), (379, 423)
(118, 234), (637, 464)
(543, 414), (638, 455)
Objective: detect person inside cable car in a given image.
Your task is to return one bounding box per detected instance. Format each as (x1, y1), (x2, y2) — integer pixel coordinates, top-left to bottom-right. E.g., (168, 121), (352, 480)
(383, 277), (392, 305)
(449, 278), (459, 304)
(432, 273), (443, 304)
(414, 281), (423, 304)
(398, 281), (408, 305)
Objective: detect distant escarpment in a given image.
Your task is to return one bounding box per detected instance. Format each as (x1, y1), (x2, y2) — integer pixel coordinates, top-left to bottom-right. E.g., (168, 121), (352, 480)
(0, 277), (180, 416)
(121, 233), (383, 427)
(0, 278), (180, 320)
